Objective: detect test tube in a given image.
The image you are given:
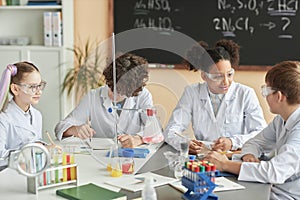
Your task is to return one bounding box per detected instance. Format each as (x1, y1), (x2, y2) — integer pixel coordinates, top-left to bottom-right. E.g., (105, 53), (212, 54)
(70, 146), (76, 180)
(210, 164), (216, 182)
(35, 152), (43, 186)
(62, 152), (67, 182)
(53, 150), (59, 183)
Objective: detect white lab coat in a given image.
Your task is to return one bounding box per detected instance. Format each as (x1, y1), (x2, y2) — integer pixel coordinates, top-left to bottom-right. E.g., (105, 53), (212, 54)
(55, 85), (153, 140)
(164, 82), (267, 150)
(0, 100), (43, 158)
(239, 106), (300, 200)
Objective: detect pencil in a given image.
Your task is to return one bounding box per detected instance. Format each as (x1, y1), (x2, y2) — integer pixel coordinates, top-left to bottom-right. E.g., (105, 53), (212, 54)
(46, 131), (62, 151)
(174, 132), (185, 138)
(87, 117), (92, 142)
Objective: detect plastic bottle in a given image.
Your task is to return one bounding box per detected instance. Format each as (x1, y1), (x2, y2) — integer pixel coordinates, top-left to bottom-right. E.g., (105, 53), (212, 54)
(142, 108), (164, 144)
(142, 176), (157, 200)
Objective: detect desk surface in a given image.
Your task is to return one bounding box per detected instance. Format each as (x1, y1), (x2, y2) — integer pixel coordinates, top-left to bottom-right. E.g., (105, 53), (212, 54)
(0, 143), (270, 200)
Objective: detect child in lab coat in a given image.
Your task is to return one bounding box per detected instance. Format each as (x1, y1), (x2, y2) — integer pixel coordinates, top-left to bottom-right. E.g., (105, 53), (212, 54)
(205, 61), (300, 199)
(0, 62), (46, 159)
(164, 39), (267, 154)
(55, 53), (157, 148)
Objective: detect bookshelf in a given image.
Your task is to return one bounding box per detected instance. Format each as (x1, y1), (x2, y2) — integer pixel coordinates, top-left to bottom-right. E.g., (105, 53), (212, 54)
(0, 0), (74, 136)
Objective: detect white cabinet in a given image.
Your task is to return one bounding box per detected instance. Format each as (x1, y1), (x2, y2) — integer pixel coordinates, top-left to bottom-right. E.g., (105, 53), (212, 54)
(0, 0), (74, 137)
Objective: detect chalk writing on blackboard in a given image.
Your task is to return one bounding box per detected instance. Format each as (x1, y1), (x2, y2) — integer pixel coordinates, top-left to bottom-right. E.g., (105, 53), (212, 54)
(214, 0), (298, 38)
(114, 0), (300, 65)
(131, 0), (298, 39)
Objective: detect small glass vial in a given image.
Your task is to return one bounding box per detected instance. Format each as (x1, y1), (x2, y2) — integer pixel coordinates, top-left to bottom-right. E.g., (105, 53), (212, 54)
(122, 149), (134, 174)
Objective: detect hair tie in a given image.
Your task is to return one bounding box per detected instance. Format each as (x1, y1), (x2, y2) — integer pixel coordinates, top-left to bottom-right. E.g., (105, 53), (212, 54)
(0, 64), (17, 110)
(7, 64), (17, 76)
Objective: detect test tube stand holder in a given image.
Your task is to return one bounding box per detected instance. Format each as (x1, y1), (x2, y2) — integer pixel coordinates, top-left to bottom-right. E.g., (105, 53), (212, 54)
(27, 163), (78, 194)
(181, 169), (219, 200)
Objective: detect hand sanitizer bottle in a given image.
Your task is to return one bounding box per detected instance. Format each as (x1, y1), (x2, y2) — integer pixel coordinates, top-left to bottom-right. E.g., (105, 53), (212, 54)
(142, 176), (157, 200)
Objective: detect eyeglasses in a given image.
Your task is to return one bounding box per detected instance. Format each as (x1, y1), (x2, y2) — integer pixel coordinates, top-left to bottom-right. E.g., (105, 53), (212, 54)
(261, 85), (276, 97)
(14, 81), (47, 95)
(205, 68), (235, 82)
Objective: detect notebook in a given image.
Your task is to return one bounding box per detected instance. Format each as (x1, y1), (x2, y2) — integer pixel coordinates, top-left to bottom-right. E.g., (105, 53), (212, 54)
(56, 183), (127, 200)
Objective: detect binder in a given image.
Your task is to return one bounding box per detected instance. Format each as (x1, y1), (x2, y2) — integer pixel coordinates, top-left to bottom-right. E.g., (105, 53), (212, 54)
(56, 183), (127, 200)
(52, 11), (62, 46)
(43, 12), (53, 46)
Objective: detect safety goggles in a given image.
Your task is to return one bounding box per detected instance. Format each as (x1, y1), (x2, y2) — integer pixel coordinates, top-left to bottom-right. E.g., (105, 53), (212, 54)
(205, 68), (235, 82)
(14, 80), (47, 95)
(261, 85), (276, 98)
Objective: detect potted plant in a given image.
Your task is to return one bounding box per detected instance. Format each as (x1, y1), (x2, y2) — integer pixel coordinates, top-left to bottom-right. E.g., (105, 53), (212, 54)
(62, 39), (105, 103)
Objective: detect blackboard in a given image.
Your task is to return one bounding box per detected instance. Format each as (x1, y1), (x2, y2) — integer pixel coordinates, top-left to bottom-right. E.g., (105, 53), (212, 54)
(113, 0), (300, 66)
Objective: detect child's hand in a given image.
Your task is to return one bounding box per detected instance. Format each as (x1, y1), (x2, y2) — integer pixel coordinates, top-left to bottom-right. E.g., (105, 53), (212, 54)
(242, 154), (260, 162)
(73, 123), (95, 139)
(189, 139), (206, 155)
(204, 150), (229, 171)
(118, 134), (143, 148)
(212, 137), (232, 151)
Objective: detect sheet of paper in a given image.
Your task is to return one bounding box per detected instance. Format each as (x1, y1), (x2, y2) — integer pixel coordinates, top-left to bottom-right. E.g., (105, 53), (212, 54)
(170, 177), (245, 193)
(86, 138), (115, 150)
(105, 172), (177, 192)
(61, 137), (163, 174)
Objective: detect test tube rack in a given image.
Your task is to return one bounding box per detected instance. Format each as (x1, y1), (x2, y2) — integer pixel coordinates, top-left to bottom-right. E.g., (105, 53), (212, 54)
(27, 163), (78, 194)
(181, 168), (219, 200)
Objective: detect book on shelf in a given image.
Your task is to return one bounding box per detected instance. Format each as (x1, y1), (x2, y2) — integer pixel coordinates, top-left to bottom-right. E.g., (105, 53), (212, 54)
(56, 183), (127, 200)
(27, 0), (61, 6)
(43, 12), (53, 46)
(52, 11), (62, 46)
(43, 11), (63, 47)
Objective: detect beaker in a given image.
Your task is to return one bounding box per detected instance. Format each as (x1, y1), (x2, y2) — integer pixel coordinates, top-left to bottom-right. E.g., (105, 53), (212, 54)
(122, 149), (134, 174)
(108, 144), (122, 177)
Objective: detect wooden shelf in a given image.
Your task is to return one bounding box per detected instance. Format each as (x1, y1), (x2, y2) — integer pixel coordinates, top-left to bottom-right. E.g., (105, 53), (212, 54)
(0, 5), (62, 10)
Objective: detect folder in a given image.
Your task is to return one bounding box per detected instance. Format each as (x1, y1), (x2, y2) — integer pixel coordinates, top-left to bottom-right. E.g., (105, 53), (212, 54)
(43, 12), (53, 46)
(56, 183), (127, 200)
(106, 148), (150, 158)
(52, 11), (62, 47)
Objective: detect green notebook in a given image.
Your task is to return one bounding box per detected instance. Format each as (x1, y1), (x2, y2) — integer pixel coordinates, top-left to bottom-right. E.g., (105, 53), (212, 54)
(56, 183), (127, 200)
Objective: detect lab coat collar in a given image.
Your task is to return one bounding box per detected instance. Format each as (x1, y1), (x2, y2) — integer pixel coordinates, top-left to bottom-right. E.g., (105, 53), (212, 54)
(8, 100), (37, 135)
(223, 81), (237, 101)
(100, 85), (112, 110)
(10, 99), (33, 115)
(284, 106), (300, 131)
(199, 81), (237, 101)
(199, 82), (238, 121)
(100, 85), (137, 114)
(198, 83), (217, 121)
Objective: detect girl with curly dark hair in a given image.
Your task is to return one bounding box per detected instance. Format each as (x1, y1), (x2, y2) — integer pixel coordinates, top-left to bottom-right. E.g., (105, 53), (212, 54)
(164, 39), (266, 154)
